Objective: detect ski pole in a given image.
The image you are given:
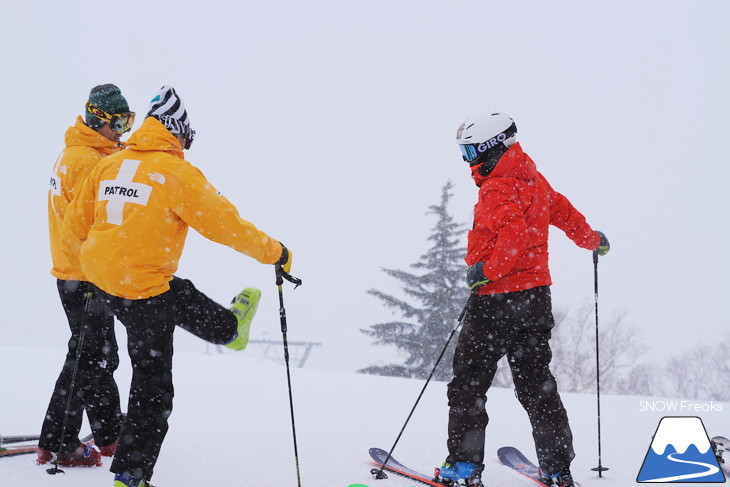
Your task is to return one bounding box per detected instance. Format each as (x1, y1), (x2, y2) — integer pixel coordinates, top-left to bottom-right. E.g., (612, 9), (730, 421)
(590, 250), (609, 477)
(371, 297), (471, 481)
(47, 287), (93, 476)
(276, 266), (303, 487)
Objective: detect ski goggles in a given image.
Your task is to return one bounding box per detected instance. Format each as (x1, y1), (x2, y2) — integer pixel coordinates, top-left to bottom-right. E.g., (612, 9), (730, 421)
(86, 101), (136, 134)
(459, 144), (480, 164)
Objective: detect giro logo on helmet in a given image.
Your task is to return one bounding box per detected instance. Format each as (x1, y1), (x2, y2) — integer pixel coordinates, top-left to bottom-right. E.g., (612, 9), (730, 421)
(456, 123), (466, 140)
(477, 132), (508, 153)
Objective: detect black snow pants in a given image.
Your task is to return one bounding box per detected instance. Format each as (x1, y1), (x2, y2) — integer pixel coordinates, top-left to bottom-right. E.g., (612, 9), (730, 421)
(446, 286), (575, 475)
(99, 277), (238, 482)
(40, 280), (123, 452)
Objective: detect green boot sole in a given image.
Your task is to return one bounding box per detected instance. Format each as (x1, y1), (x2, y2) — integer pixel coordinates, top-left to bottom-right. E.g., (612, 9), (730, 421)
(225, 287), (261, 351)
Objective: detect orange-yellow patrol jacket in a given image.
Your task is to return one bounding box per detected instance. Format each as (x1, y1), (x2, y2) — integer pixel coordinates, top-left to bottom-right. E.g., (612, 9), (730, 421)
(49, 116), (122, 281)
(61, 117), (283, 299)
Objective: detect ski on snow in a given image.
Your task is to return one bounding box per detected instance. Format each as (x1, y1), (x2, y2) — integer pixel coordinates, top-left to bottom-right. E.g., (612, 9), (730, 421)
(0, 434), (40, 445)
(0, 432), (94, 459)
(0, 444), (39, 458)
(370, 446), (555, 486)
(497, 447), (552, 487)
(369, 447), (446, 486)
(367, 436), (729, 486)
(499, 437), (730, 486)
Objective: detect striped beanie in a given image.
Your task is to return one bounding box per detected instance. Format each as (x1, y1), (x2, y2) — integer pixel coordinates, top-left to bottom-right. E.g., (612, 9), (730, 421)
(147, 86), (196, 149)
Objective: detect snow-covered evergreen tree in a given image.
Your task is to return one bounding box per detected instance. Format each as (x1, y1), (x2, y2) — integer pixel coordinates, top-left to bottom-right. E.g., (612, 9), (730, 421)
(359, 181), (469, 381)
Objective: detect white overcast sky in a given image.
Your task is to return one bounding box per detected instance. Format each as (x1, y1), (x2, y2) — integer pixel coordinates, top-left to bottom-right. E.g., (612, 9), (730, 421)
(1, 1), (728, 374)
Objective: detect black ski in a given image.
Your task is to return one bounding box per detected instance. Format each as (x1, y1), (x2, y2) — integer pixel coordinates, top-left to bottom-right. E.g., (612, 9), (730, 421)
(0, 434), (40, 445)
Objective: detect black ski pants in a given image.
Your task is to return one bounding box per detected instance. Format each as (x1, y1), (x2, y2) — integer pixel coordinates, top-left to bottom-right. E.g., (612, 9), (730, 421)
(446, 286), (574, 475)
(40, 280), (123, 452)
(99, 277), (238, 482)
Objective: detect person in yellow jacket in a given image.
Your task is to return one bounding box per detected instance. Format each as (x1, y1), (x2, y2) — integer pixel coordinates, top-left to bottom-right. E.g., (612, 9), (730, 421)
(39, 84), (135, 468)
(61, 86), (293, 487)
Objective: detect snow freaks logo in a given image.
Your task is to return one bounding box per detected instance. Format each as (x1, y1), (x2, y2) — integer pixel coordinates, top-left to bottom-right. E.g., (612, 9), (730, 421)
(637, 416), (726, 483)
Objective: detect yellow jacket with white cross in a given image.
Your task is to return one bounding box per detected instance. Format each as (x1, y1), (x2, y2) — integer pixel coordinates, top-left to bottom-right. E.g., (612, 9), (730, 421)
(61, 116), (283, 299)
(49, 116), (122, 281)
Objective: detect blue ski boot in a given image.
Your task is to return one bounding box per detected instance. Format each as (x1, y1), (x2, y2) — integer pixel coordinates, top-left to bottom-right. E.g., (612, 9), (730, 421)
(434, 461), (484, 486)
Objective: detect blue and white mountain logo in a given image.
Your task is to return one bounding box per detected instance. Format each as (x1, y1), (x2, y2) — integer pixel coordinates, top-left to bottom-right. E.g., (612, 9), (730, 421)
(637, 416), (726, 483)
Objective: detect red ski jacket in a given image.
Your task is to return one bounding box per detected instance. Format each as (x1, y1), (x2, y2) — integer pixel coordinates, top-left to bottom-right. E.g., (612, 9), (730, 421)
(466, 143), (599, 295)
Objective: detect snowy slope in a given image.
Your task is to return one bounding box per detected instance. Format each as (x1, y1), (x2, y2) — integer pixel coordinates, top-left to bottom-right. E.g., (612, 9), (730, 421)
(0, 345), (727, 486)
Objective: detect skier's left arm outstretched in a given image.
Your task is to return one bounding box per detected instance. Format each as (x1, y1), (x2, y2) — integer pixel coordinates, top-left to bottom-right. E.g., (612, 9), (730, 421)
(542, 173), (609, 255)
(168, 163), (289, 267)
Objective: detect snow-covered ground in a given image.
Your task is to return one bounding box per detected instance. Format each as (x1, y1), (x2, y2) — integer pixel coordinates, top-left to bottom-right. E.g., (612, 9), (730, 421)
(1, 344), (726, 486)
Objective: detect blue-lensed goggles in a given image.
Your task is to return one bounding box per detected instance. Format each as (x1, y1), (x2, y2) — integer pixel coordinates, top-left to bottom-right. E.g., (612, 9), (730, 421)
(460, 144), (479, 164)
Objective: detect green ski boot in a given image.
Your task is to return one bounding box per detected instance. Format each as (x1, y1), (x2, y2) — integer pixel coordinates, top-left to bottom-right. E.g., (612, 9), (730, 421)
(225, 287), (261, 351)
(113, 472), (155, 486)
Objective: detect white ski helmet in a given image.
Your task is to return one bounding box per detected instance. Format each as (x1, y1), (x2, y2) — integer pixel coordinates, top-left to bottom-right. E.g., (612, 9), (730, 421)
(456, 112), (517, 166)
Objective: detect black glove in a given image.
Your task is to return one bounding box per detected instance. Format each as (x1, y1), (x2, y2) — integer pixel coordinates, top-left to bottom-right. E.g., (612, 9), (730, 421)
(466, 262), (490, 291)
(275, 243), (292, 274)
(595, 231), (610, 256)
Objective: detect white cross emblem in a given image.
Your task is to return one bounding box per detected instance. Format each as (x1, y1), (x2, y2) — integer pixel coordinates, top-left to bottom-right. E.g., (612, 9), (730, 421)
(98, 159), (152, 225)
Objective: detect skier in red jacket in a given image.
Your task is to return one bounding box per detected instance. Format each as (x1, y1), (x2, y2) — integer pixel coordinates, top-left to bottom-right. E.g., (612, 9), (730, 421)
(434, 112), (609, 487)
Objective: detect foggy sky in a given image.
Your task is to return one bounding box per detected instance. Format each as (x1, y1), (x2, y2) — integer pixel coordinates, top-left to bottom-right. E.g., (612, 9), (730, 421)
(1, 0), (728, 374)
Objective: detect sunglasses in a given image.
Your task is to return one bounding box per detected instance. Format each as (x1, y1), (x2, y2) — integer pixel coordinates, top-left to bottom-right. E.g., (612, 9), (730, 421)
(86, 101), (136, 134)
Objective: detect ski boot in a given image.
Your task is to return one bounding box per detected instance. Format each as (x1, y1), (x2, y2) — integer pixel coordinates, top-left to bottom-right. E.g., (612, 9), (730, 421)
(37, 442), (101, 467)
(98, 438), (118, 457)
(225, 287), (261, 351)
(712, 436), (728, 473)
(538, 468), (576, 487)
(434, 461), (484, 486)
(99, 412), (126, 457)
(113, 472), (156, 487)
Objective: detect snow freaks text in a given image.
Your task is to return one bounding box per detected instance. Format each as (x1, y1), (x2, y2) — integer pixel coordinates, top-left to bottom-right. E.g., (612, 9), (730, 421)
(639, 400), (724, 413)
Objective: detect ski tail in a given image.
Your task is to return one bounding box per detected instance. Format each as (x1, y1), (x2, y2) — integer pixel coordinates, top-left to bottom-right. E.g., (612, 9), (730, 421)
(0, 434), (40, 445)
(0, 432), (95, 460)
(0, 445), (38, 458)
(498, 447), (547, 486)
